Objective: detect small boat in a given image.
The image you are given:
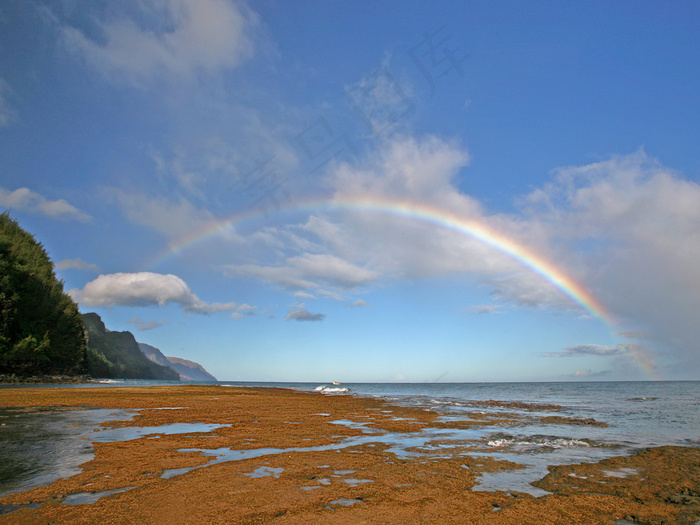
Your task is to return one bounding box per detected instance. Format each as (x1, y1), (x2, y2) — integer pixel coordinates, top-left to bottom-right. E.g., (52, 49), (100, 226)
(332, 381), (340, 385)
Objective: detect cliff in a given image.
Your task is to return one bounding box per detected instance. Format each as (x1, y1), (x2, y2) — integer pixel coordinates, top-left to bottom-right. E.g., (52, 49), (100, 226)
(138, 343), (217, 382)
(81, 313), (179, 380)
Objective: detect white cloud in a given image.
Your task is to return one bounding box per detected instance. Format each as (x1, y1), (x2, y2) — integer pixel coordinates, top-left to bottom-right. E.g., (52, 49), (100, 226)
(284, 303), (325, 322)
(228, 135), (583, 310)
(294, 291), (316, 300)
(110, 190), (237, 242)
(330, 134), (472, 206)
(617, 330), (653, 340)
(311, 135), (562, 303)
(316, 289), (344, 301)
(489, 271), (575, 310)
(0, 187), (91, 222)
(150, 137), (297, 205)
(56, 258), (100, 272)
(227, 264), (317, 291)
(70, 272), (238, 315)
(346, 299), (370, 308)
(231, 303), (257, 319)
(61, 0), (257, 84)
(288, 254), (378, 289)
(548, 343), (657, 375)
(128, 318), (167, 331)
(322, 136), (531, 283)
(523, 150), (700, 367)
(550, 344), (637, 358)
(463, 304), (502, 315)
(237, 303), (256, 311)
(568, 369), (611, 379)
(231, 311), (255, 319)
(324, 142), (700, 370)
(344, 58), (414, 136)
(218, 135), (698, 373)
(226, 254), (377, 292)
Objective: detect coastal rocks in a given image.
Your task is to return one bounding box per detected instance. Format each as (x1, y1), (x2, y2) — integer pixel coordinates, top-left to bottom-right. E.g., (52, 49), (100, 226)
(0, 374), (90, 384)
(0, 386), (698, 524)
(667, 492), (700, 506)
(534, 446), (700, 524)
(540, 415), (609, 427)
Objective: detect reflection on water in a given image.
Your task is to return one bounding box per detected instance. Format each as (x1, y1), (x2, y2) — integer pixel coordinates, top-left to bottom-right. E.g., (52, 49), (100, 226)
(0, 407), (134, 497)
(472, 468), (550, 497)
(328, 498), (363, 507)
(243, 466), (284, 479)
(0, 407), (230, 498)
(2, 381), (698, 502)
(62, 487), (135, 505)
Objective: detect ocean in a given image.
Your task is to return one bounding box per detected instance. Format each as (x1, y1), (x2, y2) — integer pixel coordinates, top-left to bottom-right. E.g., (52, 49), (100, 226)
(1, 381), (699, 498)
(238, 381), (700, 495)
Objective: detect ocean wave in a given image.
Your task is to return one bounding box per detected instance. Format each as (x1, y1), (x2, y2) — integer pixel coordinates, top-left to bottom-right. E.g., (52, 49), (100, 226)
(430, 399), (468, 407)
(487, 433), (594, 449)
(429, 398), (561, 411)
(314, 385), (349, 394)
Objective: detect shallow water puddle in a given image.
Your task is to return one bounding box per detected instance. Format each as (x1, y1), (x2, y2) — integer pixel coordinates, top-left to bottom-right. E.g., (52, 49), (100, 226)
(471, 468), (551, 497)
(164, 425), (486, 479)
(328, 498), (363, 507)
(330, 419), (381, 433)
(92, 422), (230, 442)
(0, 407), (229, 497)
(0, 502), (41, 515)
(602, 468), (638, 478)
(243, 466), (284, 479)
(0, 408), (134, 497)
(342, 478), (373, 487)
(62, 486), (135, 505)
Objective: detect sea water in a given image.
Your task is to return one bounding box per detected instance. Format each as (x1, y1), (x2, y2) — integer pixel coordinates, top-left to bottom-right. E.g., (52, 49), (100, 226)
(226, 381), (700, 494)
(1, 381), (698, 498)
(230, 380), (700, 449)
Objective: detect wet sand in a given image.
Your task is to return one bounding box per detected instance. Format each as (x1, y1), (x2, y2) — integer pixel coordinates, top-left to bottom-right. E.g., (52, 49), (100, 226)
(0, 385), (698, 524)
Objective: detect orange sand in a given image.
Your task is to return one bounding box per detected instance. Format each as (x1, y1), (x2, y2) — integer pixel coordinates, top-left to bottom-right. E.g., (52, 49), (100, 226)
(0, 385), (698, 524)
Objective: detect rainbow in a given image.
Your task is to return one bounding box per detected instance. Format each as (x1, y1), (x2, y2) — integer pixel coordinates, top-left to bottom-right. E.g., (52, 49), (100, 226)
(144, 196), (662, 378)
(145, 195), (615, 327)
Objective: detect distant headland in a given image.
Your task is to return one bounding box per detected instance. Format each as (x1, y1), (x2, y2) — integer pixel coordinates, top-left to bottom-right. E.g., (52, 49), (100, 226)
(0, 212), (215, 384)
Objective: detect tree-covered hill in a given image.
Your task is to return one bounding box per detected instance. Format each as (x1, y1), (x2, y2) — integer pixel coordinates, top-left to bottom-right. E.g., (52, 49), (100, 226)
(0, 212), (87, 376)
(0, 213), (184, 381)
(81, 313), (179, 380)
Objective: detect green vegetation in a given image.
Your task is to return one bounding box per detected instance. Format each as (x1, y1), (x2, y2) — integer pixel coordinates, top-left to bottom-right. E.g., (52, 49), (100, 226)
(0, 212), (87, 376)
(82, 312), (179, 380)
(0, 213), (181, 381)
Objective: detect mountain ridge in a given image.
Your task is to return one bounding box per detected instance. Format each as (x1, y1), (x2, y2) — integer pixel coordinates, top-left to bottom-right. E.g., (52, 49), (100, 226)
(138, 342), (217, 382)
(81, 313), (179, 380)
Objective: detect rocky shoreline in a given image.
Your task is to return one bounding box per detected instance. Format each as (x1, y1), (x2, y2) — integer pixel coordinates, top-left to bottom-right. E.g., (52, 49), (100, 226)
(0, 385), (698, 524)
(0, 374), (91, 385)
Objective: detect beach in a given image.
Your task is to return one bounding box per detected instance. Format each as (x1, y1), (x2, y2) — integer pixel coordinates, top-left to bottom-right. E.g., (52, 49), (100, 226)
(1, 385), (699, 524)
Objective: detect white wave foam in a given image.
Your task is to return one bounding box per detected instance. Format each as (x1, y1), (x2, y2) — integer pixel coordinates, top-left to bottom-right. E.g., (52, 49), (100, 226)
(315, 385), (349, 393)
(488, 438), (591, 448)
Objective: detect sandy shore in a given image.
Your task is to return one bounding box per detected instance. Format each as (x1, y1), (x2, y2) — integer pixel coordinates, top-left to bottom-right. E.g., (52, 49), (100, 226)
(0, 385), (698, 524)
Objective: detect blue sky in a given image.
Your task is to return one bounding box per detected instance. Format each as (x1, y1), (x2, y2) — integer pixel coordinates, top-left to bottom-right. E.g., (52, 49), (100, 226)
(2, 1), (700, 382)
